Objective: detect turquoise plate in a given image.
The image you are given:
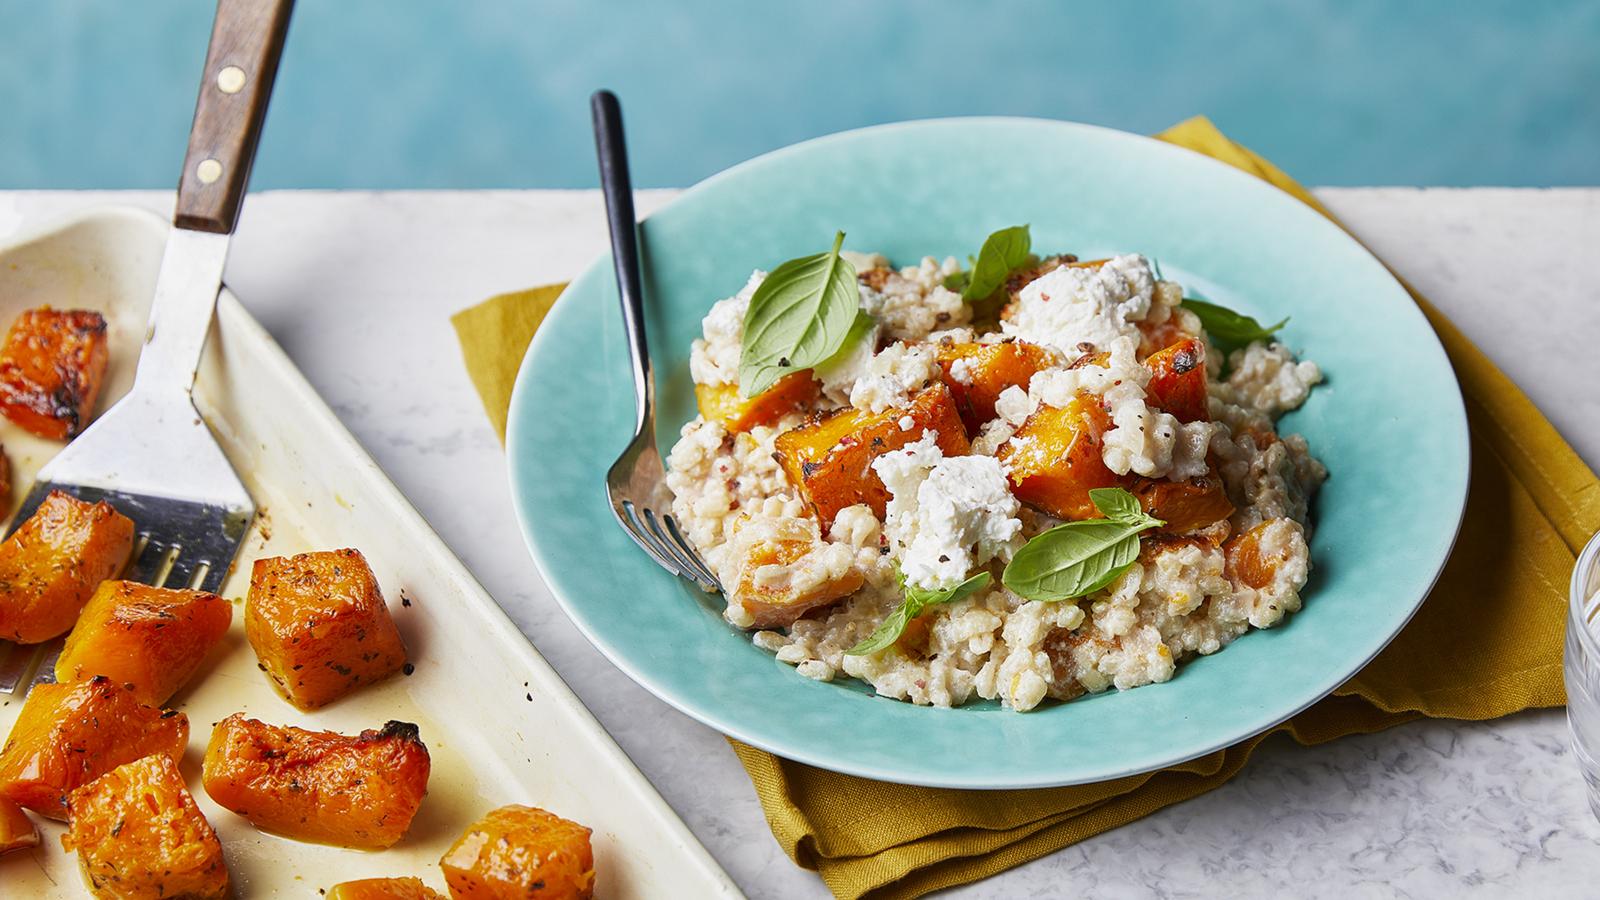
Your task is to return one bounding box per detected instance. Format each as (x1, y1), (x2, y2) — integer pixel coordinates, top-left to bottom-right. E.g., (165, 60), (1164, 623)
(506, 119), (1468, 788)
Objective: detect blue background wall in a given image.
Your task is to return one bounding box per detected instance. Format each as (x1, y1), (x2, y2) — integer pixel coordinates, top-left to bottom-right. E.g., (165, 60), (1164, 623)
(3, 0), (1595, 189)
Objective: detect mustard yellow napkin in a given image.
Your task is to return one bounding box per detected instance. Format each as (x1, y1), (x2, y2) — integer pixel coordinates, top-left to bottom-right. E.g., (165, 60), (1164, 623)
(452, 117), (1600, 900)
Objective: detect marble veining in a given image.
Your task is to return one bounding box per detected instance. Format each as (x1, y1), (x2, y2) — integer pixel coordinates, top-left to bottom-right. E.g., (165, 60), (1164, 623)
(0, 188), (1594, 899)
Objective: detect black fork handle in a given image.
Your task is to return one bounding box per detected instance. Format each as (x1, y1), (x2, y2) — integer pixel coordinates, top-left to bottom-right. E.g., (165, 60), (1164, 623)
(591, 90), (653, 434)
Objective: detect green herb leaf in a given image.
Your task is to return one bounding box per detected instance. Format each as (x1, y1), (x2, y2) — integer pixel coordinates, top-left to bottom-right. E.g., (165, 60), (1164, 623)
(847, 571), (992, 656)
(813, 309), (877, 376)
(962, 225), (1031, 301)
(1088, 486), (1145, 524)
(739, 232), (860, 397)
(1180, 297), (1288, 354)
(942, 270), (972, 293)
(1002, 488), (1164, 602)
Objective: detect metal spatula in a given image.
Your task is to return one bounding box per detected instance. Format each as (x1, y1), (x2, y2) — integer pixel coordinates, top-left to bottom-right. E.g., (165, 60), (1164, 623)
(0, 0), (295, 694)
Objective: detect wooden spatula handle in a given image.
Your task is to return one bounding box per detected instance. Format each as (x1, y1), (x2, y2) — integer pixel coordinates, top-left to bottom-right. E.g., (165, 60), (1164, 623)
(174, 0), (295, 234)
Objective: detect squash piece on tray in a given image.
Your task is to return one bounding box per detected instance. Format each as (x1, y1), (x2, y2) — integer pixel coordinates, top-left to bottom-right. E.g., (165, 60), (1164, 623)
(935, 339), (1056, 432)
(1142, 337), (1209, 423)
(0, 796), (38, 856)
(327, 878), (446, 900)
(55, 580), (233, 705)
(440, 805), (595, 900)
(995, 391), (1126, 521)
(0, 307), (110, 440)
(202, 714), (430, 849)
(0, 490), (136, 643)
(63, 753), (229, 900)
(0, 676), (188, 819)
(246, 548), (407, 709)
(695, 370), (820, 434)
(774, 382), (969, 528)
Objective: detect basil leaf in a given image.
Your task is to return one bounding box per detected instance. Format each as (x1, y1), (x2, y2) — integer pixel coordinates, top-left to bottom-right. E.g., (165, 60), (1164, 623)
(1088, 486), (1145, 524)
(906, 569), (992, 610)
(1180, 297), (1288, 353)
(1002, 488), (1164, 602)
(962, 225), (1031, 301)
(847, 571), (992, 656)
(942, 270), (972, 293)
(739, 232), (860, 397)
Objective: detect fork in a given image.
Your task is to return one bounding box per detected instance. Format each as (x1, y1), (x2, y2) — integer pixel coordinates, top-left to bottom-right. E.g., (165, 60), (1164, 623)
(591, 90), (721, 593)
(0, 0), (293, 694)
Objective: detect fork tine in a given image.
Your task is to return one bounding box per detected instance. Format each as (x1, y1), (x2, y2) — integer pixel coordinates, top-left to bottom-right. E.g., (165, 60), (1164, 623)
(661, 513), (720, 589)
(642, 507), (714, 590)
(618, 501), (689, 580)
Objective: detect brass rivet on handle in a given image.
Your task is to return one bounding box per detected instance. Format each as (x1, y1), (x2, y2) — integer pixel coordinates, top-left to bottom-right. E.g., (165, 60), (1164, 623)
(216, 65), (247, 94)
(196, 159), (223, 184)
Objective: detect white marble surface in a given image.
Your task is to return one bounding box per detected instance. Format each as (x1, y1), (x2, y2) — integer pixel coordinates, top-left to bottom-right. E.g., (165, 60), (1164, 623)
(1, 188), (1596, 899)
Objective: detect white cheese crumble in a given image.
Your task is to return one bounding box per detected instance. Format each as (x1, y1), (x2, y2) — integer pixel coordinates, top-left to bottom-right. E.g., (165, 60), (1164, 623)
(872, 434), (1024, 591)
(688, 270), (765, 386)
(1000, 254), (1154, 354)
(814, 316), (881, 406)
(849, 341), (939, 414)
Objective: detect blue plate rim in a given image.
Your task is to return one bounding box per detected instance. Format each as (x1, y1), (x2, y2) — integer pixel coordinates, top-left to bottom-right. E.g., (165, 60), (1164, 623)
(506, 116), (1470, 788)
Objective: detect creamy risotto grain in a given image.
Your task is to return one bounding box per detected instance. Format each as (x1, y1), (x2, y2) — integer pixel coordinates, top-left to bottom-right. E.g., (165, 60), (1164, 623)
(667, 249), (1325, 711)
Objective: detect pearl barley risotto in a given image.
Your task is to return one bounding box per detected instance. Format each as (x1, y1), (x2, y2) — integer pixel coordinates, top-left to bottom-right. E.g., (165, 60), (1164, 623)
(666, 243), (1325, 712)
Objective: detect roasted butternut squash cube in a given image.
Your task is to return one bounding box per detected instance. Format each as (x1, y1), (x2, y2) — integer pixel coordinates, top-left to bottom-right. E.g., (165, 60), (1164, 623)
(328, 878), (446, 900)
(894, 611), (935, 659)
(1225, 519), (1297, 590)
(202, 714), (430, 849)
(1137, 316), (1193, 360)
(246, 548), (407, 709)
(440, 805), (595, 900)
(774, 383), (969, 528)
(0, 676), (188, 819)
(1143, 337), (1208, 422)
(0, 308), (110, 440)
(995, 392), (1126, 520)
(726, 517), (864, 629)
(936, 340), (1055, 432)
(0, 796), (38, 856)
(62, 753), (229, 899)
(55, 580), (233, 705)
(694, 370), (819, 433)
(1129, 470), (1234, 534)
(0, 490), (136, 643)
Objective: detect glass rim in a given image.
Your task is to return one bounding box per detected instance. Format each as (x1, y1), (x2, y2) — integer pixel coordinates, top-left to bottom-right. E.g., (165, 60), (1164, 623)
(1569, 528), (1600, 660)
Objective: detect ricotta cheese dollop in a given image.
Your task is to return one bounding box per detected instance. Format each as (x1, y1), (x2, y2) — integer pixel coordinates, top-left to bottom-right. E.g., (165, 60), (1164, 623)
(1000, 253), (1154, 354)
(872, 434), (1024, 591)
(688, 269), (765, 387)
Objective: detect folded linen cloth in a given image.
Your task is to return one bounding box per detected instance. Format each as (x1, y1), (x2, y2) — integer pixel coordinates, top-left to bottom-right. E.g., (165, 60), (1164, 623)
(450, 116), (1599, 900)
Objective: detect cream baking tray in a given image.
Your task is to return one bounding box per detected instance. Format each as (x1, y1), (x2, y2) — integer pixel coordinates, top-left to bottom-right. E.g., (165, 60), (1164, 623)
(0, 206), (742, 897)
